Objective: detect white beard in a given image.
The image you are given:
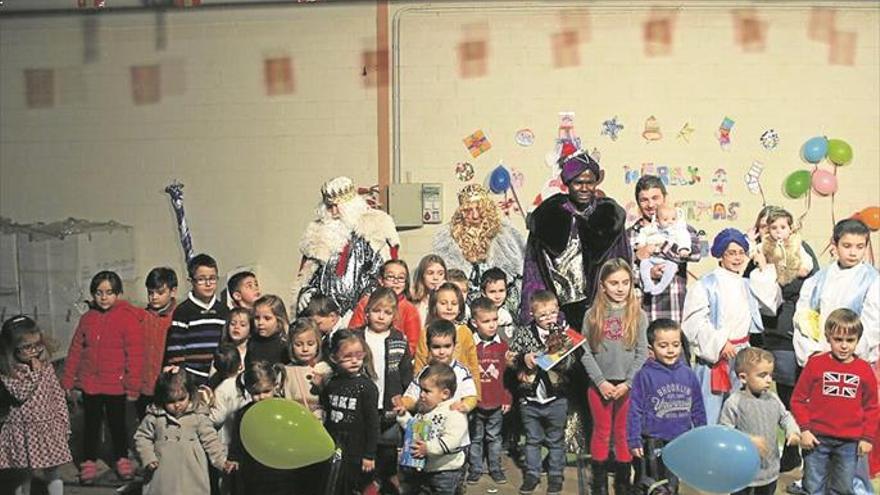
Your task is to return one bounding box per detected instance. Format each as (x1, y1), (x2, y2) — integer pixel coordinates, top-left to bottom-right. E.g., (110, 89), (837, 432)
(302, 197), (371, 262)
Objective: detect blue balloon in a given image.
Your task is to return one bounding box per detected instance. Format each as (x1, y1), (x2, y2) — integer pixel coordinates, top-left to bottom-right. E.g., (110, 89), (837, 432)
(489, 165), (511, 194)
(662, 426), (760, 493)
(802, 136), (828, 164)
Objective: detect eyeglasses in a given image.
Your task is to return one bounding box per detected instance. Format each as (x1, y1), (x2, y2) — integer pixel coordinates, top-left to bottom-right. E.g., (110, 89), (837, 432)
(382, 275), (407, 283)
(534, 311), (559, 320)
(339, 351), (366, 362)
(15, 342), (44, 354)
(192, 276), (218, 286)
(723, 249), (746, 258)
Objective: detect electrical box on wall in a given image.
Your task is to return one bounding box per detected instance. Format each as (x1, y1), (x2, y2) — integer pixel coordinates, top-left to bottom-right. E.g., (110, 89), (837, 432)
(421, 183), (442, 225)
(387, 183), (444, 229)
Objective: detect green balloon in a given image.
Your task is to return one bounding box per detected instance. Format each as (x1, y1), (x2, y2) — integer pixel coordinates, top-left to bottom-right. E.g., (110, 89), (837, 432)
(240, 398), (334, 469)
(827, 139), (853, 166)
(784, 170), (812, 199)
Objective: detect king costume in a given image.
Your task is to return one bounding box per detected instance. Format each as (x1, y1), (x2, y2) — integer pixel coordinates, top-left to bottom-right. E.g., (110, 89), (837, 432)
(295, 176), (400, 321)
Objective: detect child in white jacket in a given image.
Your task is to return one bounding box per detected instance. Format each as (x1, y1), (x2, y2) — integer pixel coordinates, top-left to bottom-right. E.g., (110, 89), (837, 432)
(397, 363), (469, 495)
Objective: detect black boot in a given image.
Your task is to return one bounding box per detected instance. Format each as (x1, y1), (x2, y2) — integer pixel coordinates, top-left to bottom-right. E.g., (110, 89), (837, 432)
(612, 462), (632, 495)
(590, 461), (608, 495)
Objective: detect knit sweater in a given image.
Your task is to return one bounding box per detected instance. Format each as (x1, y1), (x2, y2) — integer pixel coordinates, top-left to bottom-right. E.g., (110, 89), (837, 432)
(163, 293), (228, 383)
(626, 358), (706, 449)
(720, 389), (800, 487)
(791, 353), (878, 441)
(350, 293), (422, 355)
(140, 301), (175, 396)
(396, 398), (469, 472)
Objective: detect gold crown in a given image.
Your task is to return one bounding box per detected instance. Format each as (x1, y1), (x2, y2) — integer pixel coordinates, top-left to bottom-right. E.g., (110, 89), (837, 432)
(457, 183), (489, 205)
(321, 176), (357, 205)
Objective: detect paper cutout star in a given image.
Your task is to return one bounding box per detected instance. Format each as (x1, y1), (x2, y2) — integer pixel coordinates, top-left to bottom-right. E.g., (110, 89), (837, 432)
(601, 116), (624, 141)
(677, 122), (695, 143)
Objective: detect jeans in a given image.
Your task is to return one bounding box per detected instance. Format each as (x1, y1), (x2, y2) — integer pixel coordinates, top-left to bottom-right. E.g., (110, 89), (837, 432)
(520, 398), (568, 480)
(400, 467), (463, 495)
(803, 435), (857, 495)
(469, 407), (504, 477)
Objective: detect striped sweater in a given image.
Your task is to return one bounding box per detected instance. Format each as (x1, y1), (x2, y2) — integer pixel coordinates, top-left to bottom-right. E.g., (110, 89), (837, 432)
(163, 293), (228, 384)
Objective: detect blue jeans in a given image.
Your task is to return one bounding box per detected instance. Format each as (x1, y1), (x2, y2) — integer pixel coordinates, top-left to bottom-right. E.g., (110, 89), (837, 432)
(400, 467), (463, 495)
(803, 435), (857, 495)
(520, 398), (567, 480)
(469, 407), (504, 477)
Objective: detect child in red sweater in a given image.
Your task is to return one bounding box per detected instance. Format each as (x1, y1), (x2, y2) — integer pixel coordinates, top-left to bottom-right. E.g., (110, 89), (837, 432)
(62, 271), (144, 484)
(138, 267), (178, 419)
(467, 297), (512, 486)
(350, 259), (422, 355)
(791, 308), (878, 495)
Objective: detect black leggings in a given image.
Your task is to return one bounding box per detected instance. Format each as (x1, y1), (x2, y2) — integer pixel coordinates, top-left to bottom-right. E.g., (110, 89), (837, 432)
(82, 393), (128, 462)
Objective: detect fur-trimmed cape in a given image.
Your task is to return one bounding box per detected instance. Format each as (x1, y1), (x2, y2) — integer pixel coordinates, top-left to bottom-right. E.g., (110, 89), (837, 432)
(519, 194), (631, 326)
(295, 207), (400, 315)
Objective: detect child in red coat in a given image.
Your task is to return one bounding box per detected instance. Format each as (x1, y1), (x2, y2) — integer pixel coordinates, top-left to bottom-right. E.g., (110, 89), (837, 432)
(62, 270), (144, 484)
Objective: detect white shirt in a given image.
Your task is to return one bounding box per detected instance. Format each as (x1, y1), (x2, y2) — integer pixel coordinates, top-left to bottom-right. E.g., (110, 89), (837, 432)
(682, 267), (758, 363)
(794, 262), (880, 366)
(497, 307), (515, 342)
(365, 328), (390, 409)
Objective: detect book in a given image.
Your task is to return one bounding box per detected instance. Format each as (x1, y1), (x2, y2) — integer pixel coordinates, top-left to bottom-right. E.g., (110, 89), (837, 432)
(535, 327), (586, 371)
(399, 416), (432, 471)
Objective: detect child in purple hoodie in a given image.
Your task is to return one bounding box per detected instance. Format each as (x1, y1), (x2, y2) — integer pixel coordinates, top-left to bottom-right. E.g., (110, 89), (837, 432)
(627, 319), (706, 494)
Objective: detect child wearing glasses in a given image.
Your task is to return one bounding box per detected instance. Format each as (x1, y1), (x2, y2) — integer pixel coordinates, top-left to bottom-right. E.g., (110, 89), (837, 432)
(164, 254), (229, 388)
(350, 260), (422, 355)
(1, 315), (72, 495)
(321, 329), (380, 495)
(62, 270), (145, 483)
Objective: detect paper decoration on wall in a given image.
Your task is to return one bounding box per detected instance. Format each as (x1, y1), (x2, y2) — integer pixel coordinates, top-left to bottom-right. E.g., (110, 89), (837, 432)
(173, 0), (202, 6)
(361, 49), (389, 88)
(808, 8), (836, 43)
(77, 0), (105, 7)
(455, 162), (475, 182)
(515, 129), (535, 147)
(463, 130), (491, 158)
(643, 12), (675, 57)
(589, 148), (601, 163)
(24, 69), (54, 109)
(601, 116), (624, 141)
(264, 56), (294, 96)
(760, 129), (779, 150)
(674, 201), (741, 222)
(711, 169), (728, 196)
(732, 9), (767, 52)
(558, 112), (579, 145)
(510, 168), (525, 189)
(829, 30), (857, 66)
(82, 16), (99, 64)
(745, 160), (765, 203)
(458, 24), (489, 79)
(551, 30), (580, 68)
(642, 116), (662, 141)
(357, 185), (383, 209)
(717, 117), (735, 150)
(677, 122), (695, 143)
(624, 163), (700, 186)
(130, 64), (160, 105)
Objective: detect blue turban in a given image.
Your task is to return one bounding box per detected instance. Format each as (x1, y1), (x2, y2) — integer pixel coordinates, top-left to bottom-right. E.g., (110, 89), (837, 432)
(710, 228), (749, 258)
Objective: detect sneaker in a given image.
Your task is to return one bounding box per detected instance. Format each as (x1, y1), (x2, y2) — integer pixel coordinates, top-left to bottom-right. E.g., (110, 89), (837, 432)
(115, 457), (135, 481)
(490, 472), (508, 485)
(467, 473), (481, 485)
(786, 481), (807, 495)
(546, 476), (563, 495)
(79, 460), (98, 485)
(487, 488), (499, 494)
(519, 476), (540, 495)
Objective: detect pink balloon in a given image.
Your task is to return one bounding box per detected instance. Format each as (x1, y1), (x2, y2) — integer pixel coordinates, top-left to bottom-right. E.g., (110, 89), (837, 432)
(811, 169), (838, 196)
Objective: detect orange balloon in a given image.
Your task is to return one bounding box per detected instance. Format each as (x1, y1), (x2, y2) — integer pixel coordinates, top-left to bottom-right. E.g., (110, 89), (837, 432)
(854, 206), (880, 231)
